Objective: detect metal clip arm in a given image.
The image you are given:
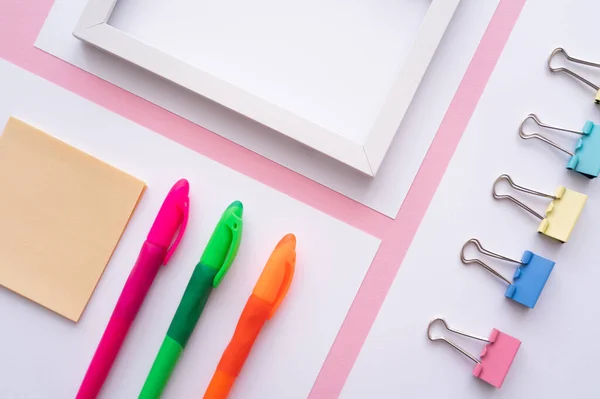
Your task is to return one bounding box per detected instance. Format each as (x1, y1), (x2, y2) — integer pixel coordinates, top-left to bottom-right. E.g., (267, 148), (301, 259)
(549, 48), (600, 103)
(492, 174), (556, 221)
(460, 238), (519, 285)
(519, 113), (584, 156)
(427, 318), (489, 364)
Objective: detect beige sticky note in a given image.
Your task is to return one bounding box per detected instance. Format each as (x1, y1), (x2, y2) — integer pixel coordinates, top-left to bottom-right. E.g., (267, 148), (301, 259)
(0, 117), (145, 322)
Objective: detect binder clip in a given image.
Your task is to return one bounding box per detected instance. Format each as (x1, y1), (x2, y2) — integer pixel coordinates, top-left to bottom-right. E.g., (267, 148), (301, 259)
(520, 113), (600, 178)
(461, 238), (555, 308)
(493, 174), (586, 243)
(548, 48), (600, 104)
(427, 318), (520, 388)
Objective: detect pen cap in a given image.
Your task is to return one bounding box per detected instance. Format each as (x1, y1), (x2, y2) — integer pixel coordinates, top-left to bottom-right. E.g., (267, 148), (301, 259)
(147, 179), (190, 264)
(213, 201), (244, 288)
(253, 234), (296, 319)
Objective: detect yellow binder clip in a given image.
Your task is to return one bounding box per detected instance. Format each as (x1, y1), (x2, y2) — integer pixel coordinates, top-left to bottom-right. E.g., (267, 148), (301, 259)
(548, 48), (600, 104)
(493, 174), (587, 243)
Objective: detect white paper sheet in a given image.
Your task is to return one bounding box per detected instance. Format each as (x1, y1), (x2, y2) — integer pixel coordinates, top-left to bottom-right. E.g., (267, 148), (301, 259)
(340, 0), (600, 397)
(35, 0), (499, 217)
(0, 60), (380, 399)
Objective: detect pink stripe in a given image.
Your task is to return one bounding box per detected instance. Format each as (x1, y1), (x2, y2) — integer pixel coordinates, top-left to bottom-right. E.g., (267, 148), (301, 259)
(0, 0), (524, 397)
(308, 0), (526, 397)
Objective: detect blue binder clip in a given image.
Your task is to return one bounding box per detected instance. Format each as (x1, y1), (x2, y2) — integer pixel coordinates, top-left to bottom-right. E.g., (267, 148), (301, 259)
(520, 114), (600, 178)
(461, 239), (555, 309)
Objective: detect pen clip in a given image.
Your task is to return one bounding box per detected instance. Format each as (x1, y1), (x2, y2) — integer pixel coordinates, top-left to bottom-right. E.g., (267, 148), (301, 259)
(213, 210), (243, 288)
(268, 256), (295, 319)
(164, 197), (190, 265)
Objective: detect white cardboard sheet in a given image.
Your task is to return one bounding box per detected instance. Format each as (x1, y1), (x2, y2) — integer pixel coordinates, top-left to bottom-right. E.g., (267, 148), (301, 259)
(110, 0), (431, 145)
(340, 0), (600, 397)
(35, 0), (499, 217)
(0, 60), (380, 399)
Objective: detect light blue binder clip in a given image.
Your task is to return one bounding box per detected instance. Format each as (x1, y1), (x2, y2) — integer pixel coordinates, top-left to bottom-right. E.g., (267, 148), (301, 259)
(520, 114), (600, 178)
(461, 239), (555, 309)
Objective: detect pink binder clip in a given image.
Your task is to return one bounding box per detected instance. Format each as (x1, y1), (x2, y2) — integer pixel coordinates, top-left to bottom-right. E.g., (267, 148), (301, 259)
(427, 318), (521, 388)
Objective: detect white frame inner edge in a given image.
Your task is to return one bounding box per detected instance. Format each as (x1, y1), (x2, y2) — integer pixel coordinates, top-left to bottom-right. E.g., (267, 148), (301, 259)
(74, 0), (460, 176)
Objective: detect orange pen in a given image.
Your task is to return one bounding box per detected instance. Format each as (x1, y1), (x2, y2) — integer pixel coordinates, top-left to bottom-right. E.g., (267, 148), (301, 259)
(203, 234), (296, 399)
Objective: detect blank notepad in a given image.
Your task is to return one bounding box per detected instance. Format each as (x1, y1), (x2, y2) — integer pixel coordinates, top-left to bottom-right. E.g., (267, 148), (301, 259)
(0, 117), (146, 322)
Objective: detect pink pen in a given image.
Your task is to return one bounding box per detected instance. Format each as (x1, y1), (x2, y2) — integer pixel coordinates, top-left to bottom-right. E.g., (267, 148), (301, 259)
(76, 179), (190, 399)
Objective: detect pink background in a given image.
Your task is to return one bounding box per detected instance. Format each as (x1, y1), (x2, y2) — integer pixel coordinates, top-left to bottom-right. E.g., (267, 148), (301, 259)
(0, 0), (525, 397)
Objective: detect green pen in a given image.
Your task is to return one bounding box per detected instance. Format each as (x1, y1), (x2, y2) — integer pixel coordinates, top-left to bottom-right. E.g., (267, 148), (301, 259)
(138, 201), (244, 399)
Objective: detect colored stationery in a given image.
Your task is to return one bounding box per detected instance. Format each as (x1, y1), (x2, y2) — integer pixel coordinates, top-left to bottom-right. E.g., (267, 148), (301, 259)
(139, 201), (244, 399)
(566, 120), (600, 178)
(505, 251), (554, 308)
(428, 318), (520, 389)
(473, 329), (521, 388)
(493, 174), (586, 243)
(538, 186), (587, 242)
(0, 117), (145, 322)
(461, 238), (555, 309)
(519, 114), (600, 178)
(76, 180), (190, 399)
(203, 234), (297, 399)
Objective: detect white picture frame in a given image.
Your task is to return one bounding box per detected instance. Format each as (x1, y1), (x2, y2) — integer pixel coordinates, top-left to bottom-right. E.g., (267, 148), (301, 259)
(73, 0), (460, 176)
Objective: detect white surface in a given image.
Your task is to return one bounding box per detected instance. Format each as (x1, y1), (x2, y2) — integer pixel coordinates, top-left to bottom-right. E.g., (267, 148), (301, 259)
(0, 60), (380, 399)
(36, 0), (498, 217)
(72, 0), (460, 176)
(341, 0), (600, 397)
